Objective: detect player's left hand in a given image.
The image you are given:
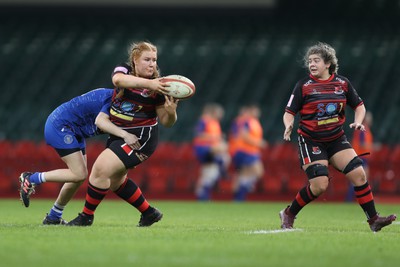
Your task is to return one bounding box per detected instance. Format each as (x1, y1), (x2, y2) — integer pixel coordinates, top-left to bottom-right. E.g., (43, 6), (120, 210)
(349, 122), (366, 131)
(163, 95), (179, 113)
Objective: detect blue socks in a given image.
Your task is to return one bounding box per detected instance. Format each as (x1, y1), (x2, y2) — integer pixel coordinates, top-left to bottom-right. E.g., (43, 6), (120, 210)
(29, 172), (46, 185)
(197, 186), (212, 201)
(234, 184), (250, 201)
(48, 203), (65, 220)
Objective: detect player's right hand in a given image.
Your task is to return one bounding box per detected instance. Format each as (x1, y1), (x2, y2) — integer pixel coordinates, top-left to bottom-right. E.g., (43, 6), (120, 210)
(148, 78), (170, 95)
(283, 125), (293, 141)
(123, 133), (141, 150)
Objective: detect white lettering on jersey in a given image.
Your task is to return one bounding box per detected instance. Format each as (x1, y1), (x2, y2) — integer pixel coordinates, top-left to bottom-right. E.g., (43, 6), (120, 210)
(304, 80), (313, 86)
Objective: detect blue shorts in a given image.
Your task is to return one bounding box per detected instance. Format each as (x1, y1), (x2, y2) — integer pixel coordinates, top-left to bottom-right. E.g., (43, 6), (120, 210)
(44, 119), (86, 156)
(194, 146), (216, 163)
(232, 151), (260, 169)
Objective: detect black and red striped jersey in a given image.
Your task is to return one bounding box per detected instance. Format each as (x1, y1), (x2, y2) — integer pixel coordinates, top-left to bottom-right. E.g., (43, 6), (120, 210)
(109, 63), (165, 128)
(285, 74), (363, 142)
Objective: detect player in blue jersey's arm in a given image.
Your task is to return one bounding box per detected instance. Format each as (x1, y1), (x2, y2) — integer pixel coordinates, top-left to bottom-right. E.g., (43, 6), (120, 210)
(19, 88), (140, 225)
(279, 42), (396, 232)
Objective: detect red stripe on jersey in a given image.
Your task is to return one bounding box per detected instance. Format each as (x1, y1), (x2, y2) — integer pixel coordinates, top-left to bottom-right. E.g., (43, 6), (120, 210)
(289, 74), (363, 142)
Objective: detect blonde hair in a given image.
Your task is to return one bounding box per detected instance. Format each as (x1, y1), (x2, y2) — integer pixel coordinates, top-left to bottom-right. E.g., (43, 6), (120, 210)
(127, 41), (160, 78)
(304, 42), (339, 74)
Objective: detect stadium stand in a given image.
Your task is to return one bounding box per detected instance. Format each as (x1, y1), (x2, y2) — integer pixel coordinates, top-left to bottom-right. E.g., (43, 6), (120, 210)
(1, 140), (399, 200)
(0, 0), (399, 200)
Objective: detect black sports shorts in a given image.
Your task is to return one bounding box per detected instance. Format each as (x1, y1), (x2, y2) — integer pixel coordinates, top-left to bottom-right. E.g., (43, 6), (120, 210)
(297, 134), (352, 167)
(107, 124), (159, 169)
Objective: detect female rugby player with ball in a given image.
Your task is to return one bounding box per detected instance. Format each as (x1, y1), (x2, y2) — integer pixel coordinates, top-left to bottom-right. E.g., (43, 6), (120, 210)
(68, 41), (179, 226)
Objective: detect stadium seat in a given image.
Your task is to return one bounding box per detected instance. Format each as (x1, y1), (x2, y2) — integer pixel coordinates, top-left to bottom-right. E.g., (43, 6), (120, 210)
(262, 173), (283, 194)
(145, 165), (172, 194)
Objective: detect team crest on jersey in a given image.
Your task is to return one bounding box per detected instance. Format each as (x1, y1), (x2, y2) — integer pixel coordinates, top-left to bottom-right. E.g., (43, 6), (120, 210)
(334, 86), (344, 94)
(64, 134), (73, 144)
(141, 89), (152, 97)
(311, 146), (321, 155)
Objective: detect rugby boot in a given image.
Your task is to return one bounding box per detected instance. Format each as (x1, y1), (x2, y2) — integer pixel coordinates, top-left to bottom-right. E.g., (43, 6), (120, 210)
(19, 172), (35, 207)
(279, 206), (296, 229)
(368, 213), (397, 232)
(137, 207), (163, 227)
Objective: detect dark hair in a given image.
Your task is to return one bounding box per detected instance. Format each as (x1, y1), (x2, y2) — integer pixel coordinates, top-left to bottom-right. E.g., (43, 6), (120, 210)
(304, 42), (339, 74)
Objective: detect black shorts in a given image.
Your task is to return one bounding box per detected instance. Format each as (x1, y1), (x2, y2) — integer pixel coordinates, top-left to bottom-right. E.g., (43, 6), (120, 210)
(107, 124), (159, 169)
(297, 134), (352, 167)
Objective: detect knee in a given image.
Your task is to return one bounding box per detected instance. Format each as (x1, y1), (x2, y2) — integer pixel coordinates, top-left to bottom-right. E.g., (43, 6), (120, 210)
(347, 167), (367, 186)
(305, 163), (329, 180)
(311, 180), (330, 195)
(342, 156), (363, 174)
(71, 168), (88, 183)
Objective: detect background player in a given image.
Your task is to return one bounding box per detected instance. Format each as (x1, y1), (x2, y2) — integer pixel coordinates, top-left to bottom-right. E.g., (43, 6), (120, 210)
(193, 103), (230, 201)
(229, 104), (267, 201)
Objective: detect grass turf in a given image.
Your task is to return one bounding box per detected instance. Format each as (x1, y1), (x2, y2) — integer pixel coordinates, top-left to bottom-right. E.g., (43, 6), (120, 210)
(0, 199), (399, 267)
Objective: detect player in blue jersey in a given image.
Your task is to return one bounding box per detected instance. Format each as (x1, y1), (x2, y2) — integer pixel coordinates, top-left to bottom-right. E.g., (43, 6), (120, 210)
(279, 42), (396, 232)
(19, 88), (140, 225)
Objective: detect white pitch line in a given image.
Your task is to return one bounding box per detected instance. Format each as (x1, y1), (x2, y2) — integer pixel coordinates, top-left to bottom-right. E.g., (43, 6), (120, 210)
(247, 229), (303, 234)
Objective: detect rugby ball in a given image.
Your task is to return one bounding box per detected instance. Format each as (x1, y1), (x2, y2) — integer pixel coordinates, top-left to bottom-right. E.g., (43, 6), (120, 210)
(161, 75), (196, 99)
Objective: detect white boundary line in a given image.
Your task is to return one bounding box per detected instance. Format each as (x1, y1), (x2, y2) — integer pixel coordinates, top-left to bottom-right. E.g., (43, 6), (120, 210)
(247, 229), (303, 234)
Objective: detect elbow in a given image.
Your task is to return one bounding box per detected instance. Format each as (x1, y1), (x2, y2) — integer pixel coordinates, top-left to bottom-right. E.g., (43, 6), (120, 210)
(162, 120), (176, 128)
(94, 112), (108, 130)
(161, 116), (177, 128)
(112, 75), (124, 87)
(95, 120), (105, 133)
(94, 117), (102, 128)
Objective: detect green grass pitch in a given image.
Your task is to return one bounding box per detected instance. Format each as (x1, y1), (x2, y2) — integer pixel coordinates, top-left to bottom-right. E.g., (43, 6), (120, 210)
(0, 199), (399, 267)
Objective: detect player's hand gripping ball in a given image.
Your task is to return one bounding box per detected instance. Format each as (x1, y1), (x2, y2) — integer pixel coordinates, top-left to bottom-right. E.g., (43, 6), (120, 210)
(161, 75), (196, 99)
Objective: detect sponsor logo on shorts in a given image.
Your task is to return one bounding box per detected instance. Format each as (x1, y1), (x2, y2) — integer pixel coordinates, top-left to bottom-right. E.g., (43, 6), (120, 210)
(135, 152), (149, 162)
